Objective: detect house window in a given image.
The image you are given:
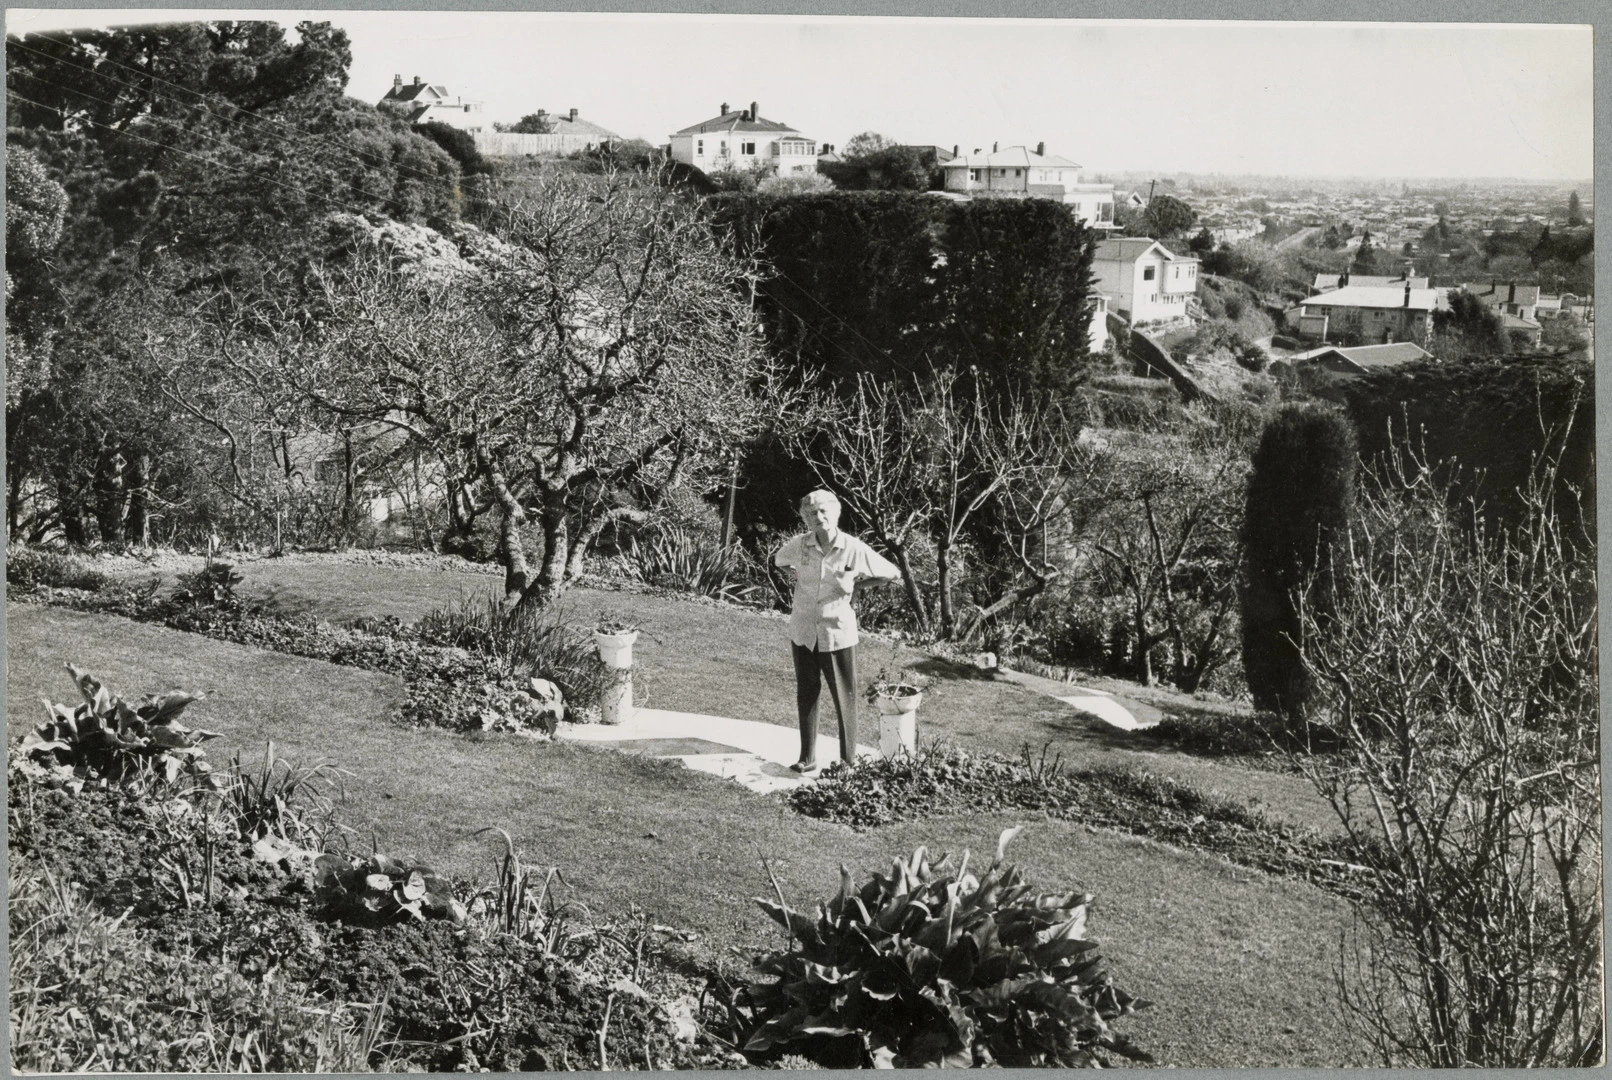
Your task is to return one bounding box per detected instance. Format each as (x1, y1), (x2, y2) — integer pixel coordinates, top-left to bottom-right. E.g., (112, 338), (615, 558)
(970, 169), (980, 181)
(1143, 266), (1156, 281)
(697, 140), (704, 155)
(1014, 168), (1021, 176)
(742, 141), (756, 155)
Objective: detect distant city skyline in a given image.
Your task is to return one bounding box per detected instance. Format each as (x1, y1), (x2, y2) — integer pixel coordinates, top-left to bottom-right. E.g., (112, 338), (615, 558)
(6, 9), (1595, 181)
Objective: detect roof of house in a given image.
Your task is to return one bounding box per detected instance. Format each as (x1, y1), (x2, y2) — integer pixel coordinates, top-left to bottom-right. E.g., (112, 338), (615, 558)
(1300, 285), (1445, 312)
(1296, 342), (1433, 369)
(381, 82), (450, 104)
(1462, 281), (1543, 307)
(1314, 273), (1430, 291)
(940, 146), (1081, 170)
(673, 108), (800, 136)
(1094, 237), (1192, 263)
(535, 112), (621, 140)
(1501, 312), (1542, 331)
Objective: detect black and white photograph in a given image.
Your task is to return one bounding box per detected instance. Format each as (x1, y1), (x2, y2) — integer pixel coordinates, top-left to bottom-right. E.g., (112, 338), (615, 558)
(3, 5), (1601, 1071)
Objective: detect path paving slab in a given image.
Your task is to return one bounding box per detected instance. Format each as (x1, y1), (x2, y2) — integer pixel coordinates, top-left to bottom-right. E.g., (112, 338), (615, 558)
(557, 707), (877, 795)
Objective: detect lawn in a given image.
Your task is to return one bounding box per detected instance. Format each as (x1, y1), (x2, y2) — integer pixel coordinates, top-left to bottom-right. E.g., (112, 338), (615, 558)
(212, 555), (1341, 834)
(7, 597), (1368, 1067)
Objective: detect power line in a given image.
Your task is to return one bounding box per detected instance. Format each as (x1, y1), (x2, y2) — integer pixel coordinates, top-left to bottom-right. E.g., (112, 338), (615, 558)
(8, 34), (455, 193)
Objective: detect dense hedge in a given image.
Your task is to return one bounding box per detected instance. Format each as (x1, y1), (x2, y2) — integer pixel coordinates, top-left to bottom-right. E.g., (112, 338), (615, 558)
(1326, 356), (1595, 537)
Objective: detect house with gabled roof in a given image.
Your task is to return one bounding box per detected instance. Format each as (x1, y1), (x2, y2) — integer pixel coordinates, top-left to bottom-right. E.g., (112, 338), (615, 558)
(1092, 237), (1198, 323)
(669, 101), (818, 177)
(938, 144), (1115, 229)
(378, 74), (485, 132)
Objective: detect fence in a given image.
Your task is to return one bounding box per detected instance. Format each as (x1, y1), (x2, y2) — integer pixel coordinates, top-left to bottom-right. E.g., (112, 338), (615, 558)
(473, 132), (612, 158)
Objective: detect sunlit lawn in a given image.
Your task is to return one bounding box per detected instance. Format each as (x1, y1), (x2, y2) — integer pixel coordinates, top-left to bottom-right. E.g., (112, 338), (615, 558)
(8, 600), (1365, 1067)
(212, 556), (1340, 833)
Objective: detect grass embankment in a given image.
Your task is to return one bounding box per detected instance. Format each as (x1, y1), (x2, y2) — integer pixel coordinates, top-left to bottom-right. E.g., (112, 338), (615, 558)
(8, 596), (1365, 1067)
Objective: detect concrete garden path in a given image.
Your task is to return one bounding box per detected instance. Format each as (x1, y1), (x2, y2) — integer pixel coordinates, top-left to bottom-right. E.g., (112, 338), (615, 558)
(556, 707), (877, 795)
(557, 666), (1158, 796)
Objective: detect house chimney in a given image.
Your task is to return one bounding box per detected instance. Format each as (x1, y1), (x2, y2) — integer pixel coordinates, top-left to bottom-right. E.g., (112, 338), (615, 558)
(1404, 281), (1412, 308)
(569, 107), (578, 122)
(413, 76), (423, 87)
(536, 109), (547, 126)
(1339, 271), (1349, 288)
(393, 74), (403, 90)
(1508, 280), (1516, 303)
(720, 102), (729, 115)
(992, 141), (999, 152)
(750, 101), (759, 120)
(1036, 140), (1045, 156)
(952, 144), (959, 156)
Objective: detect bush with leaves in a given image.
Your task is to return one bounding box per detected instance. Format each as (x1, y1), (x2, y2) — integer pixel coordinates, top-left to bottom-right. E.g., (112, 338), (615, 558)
(733, 831), (1149, 1068)
(15, 664), (219, 792)
(618, 524), (763, 605)
(5, 547), (109, 594)
(1240, 403), (1356, 720)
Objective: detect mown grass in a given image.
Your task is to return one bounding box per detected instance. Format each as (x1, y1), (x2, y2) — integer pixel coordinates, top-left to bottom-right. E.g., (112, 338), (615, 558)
(7, 600), (1366, 1067)
(213, 556), (1341, 834)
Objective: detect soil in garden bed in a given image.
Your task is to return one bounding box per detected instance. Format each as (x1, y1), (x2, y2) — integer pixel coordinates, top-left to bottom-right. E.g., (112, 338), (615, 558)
(8, 781), (739, 1072)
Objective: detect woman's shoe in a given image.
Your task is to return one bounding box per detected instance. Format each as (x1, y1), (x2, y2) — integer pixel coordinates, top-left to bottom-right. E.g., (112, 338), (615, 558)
(789, 760), (819, 774)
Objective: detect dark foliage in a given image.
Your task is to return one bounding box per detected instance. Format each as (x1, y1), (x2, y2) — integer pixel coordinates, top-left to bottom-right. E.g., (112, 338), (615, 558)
(1239, 404), (1357, 720)
(1327, 355), (1594, 538)
(415, 119), (492, 176)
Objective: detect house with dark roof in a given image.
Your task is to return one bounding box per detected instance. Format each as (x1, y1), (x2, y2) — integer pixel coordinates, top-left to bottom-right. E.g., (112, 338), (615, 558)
(1278, 341), (1434, 388)
(1092, 238), (1198, 323)
(669, 101), (817, 177)
(938, 144), (1115, 229)
(378, 74), (485, 132)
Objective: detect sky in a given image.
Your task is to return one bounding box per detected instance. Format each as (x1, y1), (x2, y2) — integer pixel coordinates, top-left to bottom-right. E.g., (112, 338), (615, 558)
(6, 9), (1596, 180)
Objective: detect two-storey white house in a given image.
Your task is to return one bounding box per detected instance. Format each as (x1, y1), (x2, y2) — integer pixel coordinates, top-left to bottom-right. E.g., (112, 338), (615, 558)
(937, 144), (1116, 229)
(378, 75), (485, 132)
(1092, 238), (1199, 323)
(669, 102), (817, 177)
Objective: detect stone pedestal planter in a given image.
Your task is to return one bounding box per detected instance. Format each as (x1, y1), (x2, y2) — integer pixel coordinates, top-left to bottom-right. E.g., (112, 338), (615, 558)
(874, 691), (921, 757)
(594, 628), (639, 725)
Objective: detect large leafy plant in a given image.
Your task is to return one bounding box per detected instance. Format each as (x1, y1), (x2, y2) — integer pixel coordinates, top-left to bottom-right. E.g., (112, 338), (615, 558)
(16, 665), (219, 791)
(737, 829), (1150, 1068)
(312, 850), (465, 926)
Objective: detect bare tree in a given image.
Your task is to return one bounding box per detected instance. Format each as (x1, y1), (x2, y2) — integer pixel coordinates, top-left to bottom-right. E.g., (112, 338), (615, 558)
(1294, 444), (1601, 1066)
(245, 168), (775, 602)
(1085, 437), (1246, 689)
(796, 369), (1085, 640)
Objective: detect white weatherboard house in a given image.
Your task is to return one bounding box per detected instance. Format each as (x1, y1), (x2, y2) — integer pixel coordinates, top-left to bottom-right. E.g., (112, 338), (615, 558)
(670, 101), (817, 177)
(378, 75), (485, 132)
(1092, 238), (1198, 323)
(938, 144), (1116, 230)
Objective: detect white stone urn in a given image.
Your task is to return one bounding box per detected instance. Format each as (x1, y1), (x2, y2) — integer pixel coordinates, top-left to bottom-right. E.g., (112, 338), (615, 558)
(593, 627), (639, 724)
(874, 689), (922, 757)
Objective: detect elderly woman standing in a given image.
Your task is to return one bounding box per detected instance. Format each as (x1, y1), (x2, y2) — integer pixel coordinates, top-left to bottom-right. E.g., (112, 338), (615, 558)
(772, 490), (900, 772)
